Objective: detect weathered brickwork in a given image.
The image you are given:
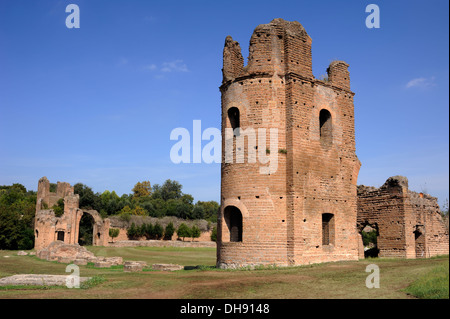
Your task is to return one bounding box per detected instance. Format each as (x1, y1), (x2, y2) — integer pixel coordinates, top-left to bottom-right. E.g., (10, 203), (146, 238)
(217, 19), (361, 268)
(357, 176), (449, 259)
(34, 177), (110, 250)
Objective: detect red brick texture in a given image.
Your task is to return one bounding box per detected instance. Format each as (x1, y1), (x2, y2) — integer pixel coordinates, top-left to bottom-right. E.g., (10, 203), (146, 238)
(357, 176), (449, 259)
(34, 177), (110, 250)
(217, 19), (361, 268)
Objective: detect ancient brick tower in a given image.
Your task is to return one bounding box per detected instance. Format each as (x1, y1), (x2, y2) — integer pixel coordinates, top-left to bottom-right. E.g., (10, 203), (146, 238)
(217, 19), (361, 268)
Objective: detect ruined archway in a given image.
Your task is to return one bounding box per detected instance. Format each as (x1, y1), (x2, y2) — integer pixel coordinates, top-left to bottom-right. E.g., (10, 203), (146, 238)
(358, 221), (379, 258)
(76, 210), (106, 246)
(414, 226), (425, 258)
(78, 213), (94, 246)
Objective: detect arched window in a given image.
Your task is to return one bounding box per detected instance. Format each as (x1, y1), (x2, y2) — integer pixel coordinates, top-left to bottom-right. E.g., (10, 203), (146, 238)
(224, 206), (243, 242)
(322, 213), (335, 246)
(228, 107), (240, 135)
(319, 109), (332, 147)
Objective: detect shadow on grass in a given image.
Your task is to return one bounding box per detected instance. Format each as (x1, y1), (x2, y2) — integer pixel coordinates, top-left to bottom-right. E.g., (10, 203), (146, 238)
(184, 265), (217, 271)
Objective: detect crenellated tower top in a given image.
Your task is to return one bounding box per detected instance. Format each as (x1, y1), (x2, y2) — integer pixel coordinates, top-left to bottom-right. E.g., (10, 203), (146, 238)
(222, 18), (351, 92)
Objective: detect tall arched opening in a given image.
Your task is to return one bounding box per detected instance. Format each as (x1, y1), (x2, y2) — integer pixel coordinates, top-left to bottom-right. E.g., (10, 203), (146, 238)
(319, 109), (332, 147)
(78, 213), (95, 246)
(224, 206), (243, 242)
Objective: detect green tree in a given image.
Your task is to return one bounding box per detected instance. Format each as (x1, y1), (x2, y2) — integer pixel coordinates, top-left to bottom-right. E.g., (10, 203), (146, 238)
(119, 205), (132, 222)
(138, 199), (154, 216)
(179, 194), (194, 219)
(132, 205), (147, 216)
(191, 225), (201, 241)
(143, 223), (154, 239)
(0, 184), (35, 250)
(51, 198), (65, 217)
(148, 198), (165, 218)
(362, 230), (378, 247)
(138, 223), (146, 238)
(165, 198), (179, 217)
(160, 179), (183, 201)
(78, 214), (94, 246)
(49, 183), (57, 192)
(0, 207), (24, 249)
(210, 226), (217, 242)
(177, 223), (191, 241)
(127, 223), (139, 240)
(10, 183), (27, 193)
(195, 201), (219, 222)
(109, 228), (120, 243)
(151, 184), (162, 199)
(74, 183), (101, 211)
(192, 204), (205, 220)
(153, 222), (164, 240)
(100, 190), (121, 215)
(164, 222), (175, 240)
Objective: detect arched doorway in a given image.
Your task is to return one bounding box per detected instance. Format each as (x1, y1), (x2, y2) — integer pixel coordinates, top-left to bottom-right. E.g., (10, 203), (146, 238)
(414, 227), (425, 258)
(78, 213), (95, 246)
(360, 222), (379, 258)
(224, 206), (243, 242)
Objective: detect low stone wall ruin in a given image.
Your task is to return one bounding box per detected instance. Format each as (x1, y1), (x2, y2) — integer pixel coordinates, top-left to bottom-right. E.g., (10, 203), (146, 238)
(357, 176), (449, 259)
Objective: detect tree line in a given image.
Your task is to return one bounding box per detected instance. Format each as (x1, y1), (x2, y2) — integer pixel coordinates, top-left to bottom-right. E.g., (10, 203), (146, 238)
(0, 184), (36, 250)
(0, 179), (219, 250)
(74, 179), (219, 222)
(124, 221), (216, 242)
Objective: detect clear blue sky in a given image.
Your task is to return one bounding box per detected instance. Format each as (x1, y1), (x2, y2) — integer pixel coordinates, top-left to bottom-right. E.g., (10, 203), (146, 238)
(0, 0), (448, 206)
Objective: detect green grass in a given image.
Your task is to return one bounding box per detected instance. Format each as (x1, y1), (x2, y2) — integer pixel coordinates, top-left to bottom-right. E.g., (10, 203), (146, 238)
(80, 275), (107, 289)
(87, 246), (217, 267)
(404, 263), (449, 299)
(0, 248), (448, 299)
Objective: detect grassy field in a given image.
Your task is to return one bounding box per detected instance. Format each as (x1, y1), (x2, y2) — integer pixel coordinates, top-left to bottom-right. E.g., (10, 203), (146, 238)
(0, 247), (448, 299)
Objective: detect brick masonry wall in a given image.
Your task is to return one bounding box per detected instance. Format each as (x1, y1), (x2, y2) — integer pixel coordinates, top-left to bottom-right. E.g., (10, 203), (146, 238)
(218, 19), (360, 268)
(35, 177), (110, 250)
(357, 177), (412, 258)
(408, 191), (449, 257)
(357, 176), (449, 258)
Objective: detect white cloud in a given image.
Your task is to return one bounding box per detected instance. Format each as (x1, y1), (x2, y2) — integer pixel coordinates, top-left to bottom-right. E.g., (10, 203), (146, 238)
(141, 60), (189, 77)
(142, 64), (157, 71)
(161, 60), (189, 73)
(405, 76), (436, 89)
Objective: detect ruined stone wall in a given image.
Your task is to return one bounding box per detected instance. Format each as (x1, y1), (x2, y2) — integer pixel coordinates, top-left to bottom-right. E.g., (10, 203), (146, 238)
(408, 191), (449, 257)
(36, 177), (73, 211)
(218, 19), (360, 268)
(34, 177), (110, 250)
(357, 176), (414, 258)
(357, 176), (449, 259)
